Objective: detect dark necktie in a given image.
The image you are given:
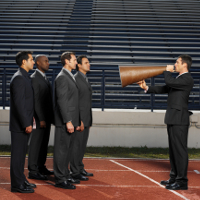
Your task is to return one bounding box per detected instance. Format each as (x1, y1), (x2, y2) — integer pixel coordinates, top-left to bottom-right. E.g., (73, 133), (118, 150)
(44, 76), (50, 85)
(85, 77), (88, 83)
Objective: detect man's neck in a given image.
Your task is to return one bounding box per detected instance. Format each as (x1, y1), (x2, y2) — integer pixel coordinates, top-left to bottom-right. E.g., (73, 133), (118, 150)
(21, 66), (29, 72)
(37, 67), (45, 73)
(179, 70), (188, 75)
(63, 65), (72, 72)
(79, 69), (87, 75)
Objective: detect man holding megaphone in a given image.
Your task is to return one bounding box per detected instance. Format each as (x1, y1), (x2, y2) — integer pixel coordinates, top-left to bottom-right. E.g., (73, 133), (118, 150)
(138, 55), (194, 190)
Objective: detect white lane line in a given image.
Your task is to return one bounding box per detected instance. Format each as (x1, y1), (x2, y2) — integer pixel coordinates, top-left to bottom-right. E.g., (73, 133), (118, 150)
(0, 182), (199, 189)
(110, 160), (189, 200)
(194, 170), (200, 174)
(2, 157), (200, 162)
(77, 184), (160, 188)
(0, 167), (195, 174)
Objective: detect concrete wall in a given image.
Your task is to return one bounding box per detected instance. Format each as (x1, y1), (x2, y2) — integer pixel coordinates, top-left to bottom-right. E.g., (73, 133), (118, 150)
(1, 109), (200, 148)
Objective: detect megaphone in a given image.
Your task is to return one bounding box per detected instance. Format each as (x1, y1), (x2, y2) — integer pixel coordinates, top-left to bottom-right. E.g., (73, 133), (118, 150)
(119, 66), (166, 87)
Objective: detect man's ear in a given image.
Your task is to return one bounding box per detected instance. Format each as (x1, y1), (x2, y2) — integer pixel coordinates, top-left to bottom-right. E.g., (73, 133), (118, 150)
(22, 59), (26, 66)
(77, 63), (81, 68)
(182, 62), (187, 69)
(65, 59), (69, 65)
(36, 60), (40, 66)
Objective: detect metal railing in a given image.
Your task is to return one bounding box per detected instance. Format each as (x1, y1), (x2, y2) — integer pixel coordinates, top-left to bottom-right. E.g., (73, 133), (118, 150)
(1, 66), (199, 111)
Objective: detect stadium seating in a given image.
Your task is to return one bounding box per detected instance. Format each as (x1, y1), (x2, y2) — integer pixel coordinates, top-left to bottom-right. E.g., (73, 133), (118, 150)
(0, 0), (200, 110)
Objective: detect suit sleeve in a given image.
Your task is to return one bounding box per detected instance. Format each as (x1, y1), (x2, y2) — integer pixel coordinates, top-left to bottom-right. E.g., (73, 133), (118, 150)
(55, 76), (72, 124)
(74, 77), (83, 121)
(147, 85), (169, 94)
(164, 71), (192, 90)
(31, 78), (45, 121)
(77, 83), (84, 123)
(11, 76), (31, 128)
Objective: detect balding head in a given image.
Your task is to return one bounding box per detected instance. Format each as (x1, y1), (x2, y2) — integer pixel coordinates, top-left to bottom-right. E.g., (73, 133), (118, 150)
(35, 55), (47, 66)
(35, 54), (49, 73)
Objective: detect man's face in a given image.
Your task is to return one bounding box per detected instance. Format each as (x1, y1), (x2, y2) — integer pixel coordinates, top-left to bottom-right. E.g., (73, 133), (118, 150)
(25, 54), (35, 71)
(174, 57), (184, 72)
(68, 54), (77, 70)
(79, 57), (90, 74)
(37, 56), (49, 72)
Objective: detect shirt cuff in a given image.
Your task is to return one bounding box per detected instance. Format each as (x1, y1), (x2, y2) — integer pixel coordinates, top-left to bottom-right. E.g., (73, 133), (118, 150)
(144, 86), (149, 93)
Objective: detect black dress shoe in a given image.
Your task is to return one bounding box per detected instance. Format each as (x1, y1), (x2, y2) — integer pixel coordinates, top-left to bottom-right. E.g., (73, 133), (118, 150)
(11, 184), (34, 193)
(24, 180), (36, 188)
(29, 172), (48, 180)
(81, 169), (93, 177)
(160, 179), (175, 185)
(39, 168), (54, 175)
(72, 174), (89, 181)
(55, 181), (76, 189)
(67, 177), (80, 184)
(166, 182), (188, 190)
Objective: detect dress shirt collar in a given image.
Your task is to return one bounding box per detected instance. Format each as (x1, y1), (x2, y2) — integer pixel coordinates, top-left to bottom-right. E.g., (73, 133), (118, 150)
(78, 71), (87, 79)
(63, 67), (75, 81)
(36, 68), (46, 77)
(19, 67), (30, 78)
(176, 72), (188, 79)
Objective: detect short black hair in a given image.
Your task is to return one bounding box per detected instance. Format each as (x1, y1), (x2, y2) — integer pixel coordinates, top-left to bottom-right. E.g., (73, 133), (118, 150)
(76, 55), (88, 71)
(178, 54), (192, 70)
(60, 51), (75, 66)
(15, 51), (33, 67)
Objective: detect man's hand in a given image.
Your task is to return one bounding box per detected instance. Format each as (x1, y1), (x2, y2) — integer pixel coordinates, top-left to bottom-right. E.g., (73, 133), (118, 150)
(40, 121), (46, 128)
(137, 80), (148, 91)
(25, 125), (32, 134)
(76, 121), (84, 132)
(66, 121), (74, 133)
(166, 65), (174, 72)
(80, 121), (84, 132)
(78, 121), (84, 132)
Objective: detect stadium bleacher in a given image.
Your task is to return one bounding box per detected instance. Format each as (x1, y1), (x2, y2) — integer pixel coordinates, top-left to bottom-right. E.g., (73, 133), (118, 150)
(0, 0), (200, 110)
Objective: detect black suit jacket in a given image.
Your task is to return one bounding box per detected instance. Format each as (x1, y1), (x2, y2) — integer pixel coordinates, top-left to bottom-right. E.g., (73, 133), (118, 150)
(31, 70), (54, 128)
(74, 71), (92, 127)
(54, 68), (80, 127)
(9, 68), (34, 132)
(148, 71), (194, 125)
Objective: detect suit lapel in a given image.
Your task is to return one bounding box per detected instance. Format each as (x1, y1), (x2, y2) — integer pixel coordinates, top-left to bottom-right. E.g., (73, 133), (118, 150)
(62, 68), (78, 87)
(20, 68), (32, 85)
(78, 72), (92, 91)
(35, 70), (50, 87)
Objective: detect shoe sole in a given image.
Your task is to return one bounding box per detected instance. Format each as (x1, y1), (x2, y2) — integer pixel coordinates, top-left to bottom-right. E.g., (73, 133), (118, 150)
(167, 187), (188, 190)
(72, 177), (89, 181)
(55, 185), (76, 189)
(160, 182), (175, 186)
(81, 173), (93, 177)
(11, 188), (34, 193)
(26, 185), (37, 188)
(68, 181), (80, 184)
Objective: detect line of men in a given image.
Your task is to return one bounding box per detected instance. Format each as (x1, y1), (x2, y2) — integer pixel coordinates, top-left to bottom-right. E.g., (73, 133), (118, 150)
(9, 51), (93, 193)
(9, 51), (193, 193)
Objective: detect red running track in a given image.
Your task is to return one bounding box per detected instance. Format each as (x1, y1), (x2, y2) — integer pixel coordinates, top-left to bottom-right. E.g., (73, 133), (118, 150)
(0, 157), (199, 200)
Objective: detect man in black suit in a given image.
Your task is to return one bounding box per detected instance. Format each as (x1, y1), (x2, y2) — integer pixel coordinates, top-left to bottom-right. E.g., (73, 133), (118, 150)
(74, 55), (93, 177)
(54, 52), (87, 190)
(138, 55), (194, 190)
(28, 55), (54, 180)
(10, 51), (36, 193)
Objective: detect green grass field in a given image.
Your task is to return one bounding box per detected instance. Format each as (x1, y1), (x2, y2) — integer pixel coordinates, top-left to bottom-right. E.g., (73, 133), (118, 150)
(1, 145), (200, 159)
